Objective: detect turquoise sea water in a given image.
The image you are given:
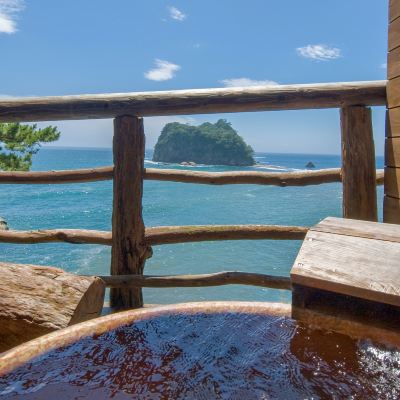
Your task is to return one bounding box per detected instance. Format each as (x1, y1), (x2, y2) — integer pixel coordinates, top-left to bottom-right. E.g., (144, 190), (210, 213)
(0, 149), (384, 305)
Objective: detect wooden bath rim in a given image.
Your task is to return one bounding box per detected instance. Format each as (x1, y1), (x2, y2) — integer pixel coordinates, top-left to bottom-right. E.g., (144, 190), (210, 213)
(0, 302), (289, 376)
(1, 300), (400, 377)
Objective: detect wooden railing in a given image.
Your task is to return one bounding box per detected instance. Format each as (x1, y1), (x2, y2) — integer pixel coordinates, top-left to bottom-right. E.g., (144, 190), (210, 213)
(0, 81), (387, 309)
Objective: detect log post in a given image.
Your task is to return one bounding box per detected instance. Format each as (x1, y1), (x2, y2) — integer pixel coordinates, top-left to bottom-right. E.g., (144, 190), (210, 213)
(340, 106), (377, 221)
(110, 115), (150, 309)
(384, 0), (400, 223)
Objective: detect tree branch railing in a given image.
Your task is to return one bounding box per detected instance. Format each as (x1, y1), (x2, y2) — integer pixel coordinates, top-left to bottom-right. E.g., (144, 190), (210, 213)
(98, 272), (292, 291)
(0, 81), (386, 122)
(0, 80), (387, 309)
(0, 167), (385, 186)
(0, 224), (308, 246)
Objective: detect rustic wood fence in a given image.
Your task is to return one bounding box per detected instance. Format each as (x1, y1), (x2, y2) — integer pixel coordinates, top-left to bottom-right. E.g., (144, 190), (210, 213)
(0, 81), (387, 308)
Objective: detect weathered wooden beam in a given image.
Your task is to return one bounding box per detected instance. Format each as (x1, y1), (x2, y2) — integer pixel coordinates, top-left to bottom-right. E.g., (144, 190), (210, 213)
(0, 228), (112, 244)
(0, 224), (308, 246)
(98, 271), (291, 290)
(340, 106), (377, 221)
(0, 262), (105, 352)
(384, 195), (400, 223)
(376, 169), (385, 185)
(384, 167), (400, 198)
(389, 15), (400, 52)
(385, 136), (400, 167)
(145, 224), (308, 245)
(387, 77), (400, 108)
(388, 46), (400, 80)
(291, 217), (400, 341)
(0, 166), (113, 184)
(0, 166), (385, 186)
(387, 108), (400, 137)
(312, 216), (400, 244)
(390, 0), (400, 22)
(146, 168), (341, 186)
(0, 81), (386, 122)
(385, 4), (400, 223)
(110, 116), (149, 309)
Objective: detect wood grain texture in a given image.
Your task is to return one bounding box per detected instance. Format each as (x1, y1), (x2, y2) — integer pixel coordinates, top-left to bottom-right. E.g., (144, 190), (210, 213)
(313, 216), (400, 243)
(291, 226), (400, 307)
(0, 81), (386, 122)
(0, 302), (291, 376)
(0, 167), (384, 186)
(110, 116), (150, 309)
(389, 15), (400, 51)
(385, 137), (400, 166)
(384, 195), (400, 223)
(340, 106), (377, 221)
(390, 0), (400, 22)
(384, 167), (400, 198)
(145, 168), (342, 186)
(147, 168), (383, 186)
(98, 272), (291, 290)
(0, 228), (112, 245)
(0, 262), (105, 352)
(145, 224), (308, 244)
(387, 76), (400, 108)
(0, 166), (113, 184)
(386, 108), (400, 137)
(385, 16), (400, 222)
(0, 225), (308, 246)
(388, 46), (400, 80)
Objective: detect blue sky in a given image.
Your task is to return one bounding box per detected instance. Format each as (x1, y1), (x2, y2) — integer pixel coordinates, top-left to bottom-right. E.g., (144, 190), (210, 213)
(0, 0), (389, 154)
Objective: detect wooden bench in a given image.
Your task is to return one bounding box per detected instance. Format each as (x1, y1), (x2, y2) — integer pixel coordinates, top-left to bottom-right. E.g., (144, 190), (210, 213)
(291, 217), (400, 342)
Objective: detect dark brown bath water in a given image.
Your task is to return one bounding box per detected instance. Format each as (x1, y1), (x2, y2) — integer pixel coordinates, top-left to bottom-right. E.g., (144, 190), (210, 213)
(1, 312), (399, 399)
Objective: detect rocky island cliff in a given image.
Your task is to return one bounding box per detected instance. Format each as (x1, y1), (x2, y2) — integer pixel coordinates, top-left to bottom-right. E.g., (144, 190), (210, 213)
(153, 119), (254, 166)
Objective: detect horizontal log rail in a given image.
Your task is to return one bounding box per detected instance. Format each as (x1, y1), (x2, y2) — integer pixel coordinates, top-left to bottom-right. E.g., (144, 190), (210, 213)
(0, 166), (114, 184)
(147, 168), (385, 186)
(0, 167), (385, 186)
(0, 229), (112, 245)
(0, 81), (386, 122)
(147, 225), (308, 244)
(97, 271), (292, 290)
(0, 224), (308, 246)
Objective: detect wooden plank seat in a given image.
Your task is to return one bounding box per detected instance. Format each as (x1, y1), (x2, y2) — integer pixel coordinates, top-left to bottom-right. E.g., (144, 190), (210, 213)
(291, 217), (400, 337)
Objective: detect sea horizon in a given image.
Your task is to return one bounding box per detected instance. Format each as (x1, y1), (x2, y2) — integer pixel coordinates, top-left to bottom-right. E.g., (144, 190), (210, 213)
(41, 145), (385, 158)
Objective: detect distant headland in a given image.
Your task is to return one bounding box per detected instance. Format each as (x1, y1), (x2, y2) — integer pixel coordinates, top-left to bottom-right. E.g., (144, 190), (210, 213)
(152, 119), (255, 166)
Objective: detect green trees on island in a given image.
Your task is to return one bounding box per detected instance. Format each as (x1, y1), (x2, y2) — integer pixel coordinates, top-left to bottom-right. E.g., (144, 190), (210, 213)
(153, 119), (254, 166)
(0, 123), (60, 171)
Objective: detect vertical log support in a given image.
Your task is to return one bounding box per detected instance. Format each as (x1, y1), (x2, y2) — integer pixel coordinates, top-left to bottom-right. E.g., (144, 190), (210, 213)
(110, 115), (150, 309)
(340, 106), (377, 221)
(384, 0), (400, 223)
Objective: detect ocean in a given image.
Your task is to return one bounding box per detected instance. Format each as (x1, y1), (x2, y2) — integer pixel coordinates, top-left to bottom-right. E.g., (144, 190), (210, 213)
(0, 148), (384, 305)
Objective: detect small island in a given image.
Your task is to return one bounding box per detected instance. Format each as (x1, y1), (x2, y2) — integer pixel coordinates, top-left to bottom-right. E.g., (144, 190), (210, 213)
(152, 119), (255, 166)
(305, 161), (315, 169)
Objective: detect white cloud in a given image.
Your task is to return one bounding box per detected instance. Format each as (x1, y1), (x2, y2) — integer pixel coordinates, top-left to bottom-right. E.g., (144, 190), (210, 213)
(220, 78), (279, 87)
(296, 44), (341, 61)
(0, 0), (24, 34)
(144, 59), (181, 81)
(168, 6), (186, 21)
